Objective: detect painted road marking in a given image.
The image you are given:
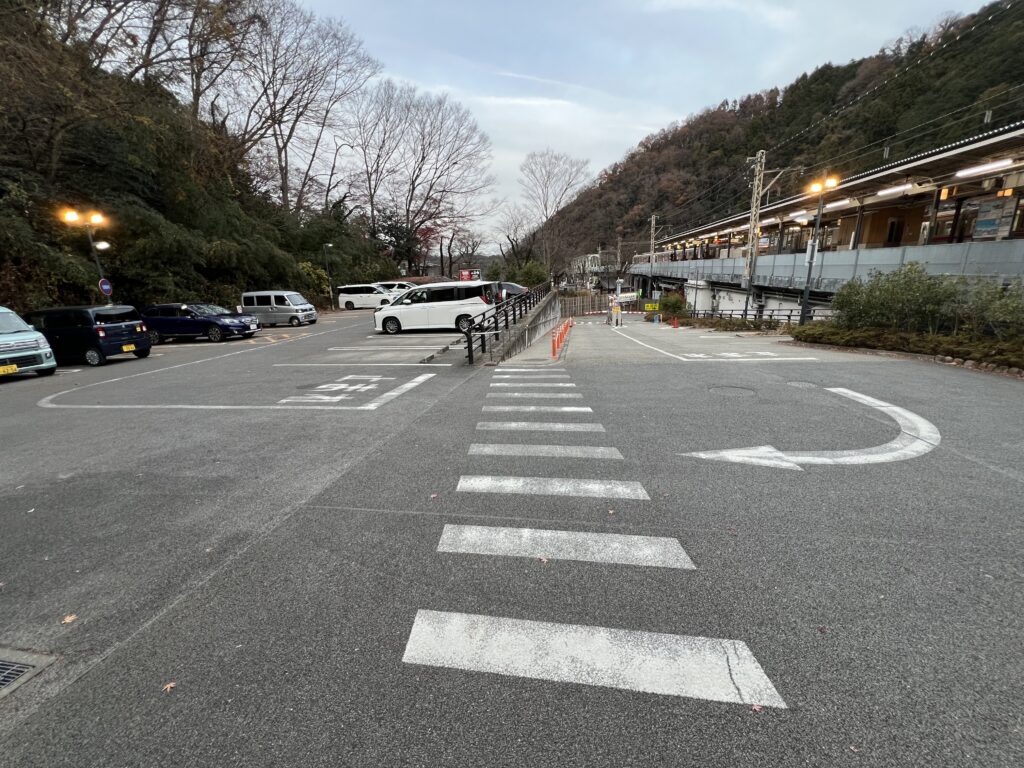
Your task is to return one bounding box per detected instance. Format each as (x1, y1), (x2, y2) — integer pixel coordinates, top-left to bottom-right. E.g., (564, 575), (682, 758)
(491, 374), (571, 379)
(468, 444), (623, 459)
(457, 475), (649, 499)
(328, 346), (444, 350)
(489, 382), (577, 388)
(274, 363), (453, 367)
(486, 392), (583, 399)
(684, 386), (941, 470)
(403, 611), (786, 707)
(437, 525), (694, 568)
(610, 329), (817, 362)
(497, 368), (567, 372)
(476, 421), (605, 432)
(481, 405), (593, 413)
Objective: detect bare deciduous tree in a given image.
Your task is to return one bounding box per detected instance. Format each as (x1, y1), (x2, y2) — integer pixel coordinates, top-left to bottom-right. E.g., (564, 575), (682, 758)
(344, 78), (414, 236)
(518, 148), (589, 266)
(495, 203), (537, 270)
(240, 0), (378, 212)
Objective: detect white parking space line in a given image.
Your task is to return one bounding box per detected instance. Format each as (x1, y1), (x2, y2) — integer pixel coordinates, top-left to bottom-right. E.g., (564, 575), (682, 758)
(274, 363), (453, 367)
(476, 421), (605, 432)
(403, 610), (785, 707)
(362, 374), (436, 409)
(486, 392), (583, 399)
(457, 475), (649, 499)
(468, 444), (624, 459)
(491, 374), (571, 379)
(497, 368), (567, 372)
(611, 329), (817, 362)
(328, 346), (445, 350)
(489, 382), (577, 388)
(481, 406), (593, 413)
(437, 525), (695, 569)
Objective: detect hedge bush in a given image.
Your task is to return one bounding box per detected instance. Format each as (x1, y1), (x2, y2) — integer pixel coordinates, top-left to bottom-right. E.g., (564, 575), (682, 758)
(791, 323), (1024, 369)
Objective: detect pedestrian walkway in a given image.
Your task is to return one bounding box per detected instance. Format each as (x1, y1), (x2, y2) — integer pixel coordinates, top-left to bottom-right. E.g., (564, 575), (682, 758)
(400, 358), (788, 709)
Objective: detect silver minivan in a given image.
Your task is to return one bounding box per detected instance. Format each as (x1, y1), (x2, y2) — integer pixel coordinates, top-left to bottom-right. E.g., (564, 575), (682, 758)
(240, 291), (317, 327)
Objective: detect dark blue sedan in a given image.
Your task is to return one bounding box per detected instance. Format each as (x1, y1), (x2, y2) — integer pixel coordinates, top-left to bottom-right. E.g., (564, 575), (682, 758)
(142, 303), (260, 344)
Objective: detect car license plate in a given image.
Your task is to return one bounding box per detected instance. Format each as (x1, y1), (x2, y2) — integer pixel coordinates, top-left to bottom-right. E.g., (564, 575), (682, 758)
(122, 344), (136, 352)
(249, 323), (257, 330)
(0, 364), (18, 375)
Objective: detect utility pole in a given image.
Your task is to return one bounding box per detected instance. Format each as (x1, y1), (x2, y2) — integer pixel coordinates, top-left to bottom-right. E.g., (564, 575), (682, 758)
(743, 149), (766, 319)
(649, 214), (656, 296)
(616, 235), (622, 276)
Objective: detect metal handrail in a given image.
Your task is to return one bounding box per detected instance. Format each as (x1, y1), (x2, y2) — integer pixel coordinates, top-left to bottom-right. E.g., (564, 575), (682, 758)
(462, 283), (551, 364)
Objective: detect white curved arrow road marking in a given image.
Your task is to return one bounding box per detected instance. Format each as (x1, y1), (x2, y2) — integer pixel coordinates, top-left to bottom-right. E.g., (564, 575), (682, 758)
(683, 387), (941, 471)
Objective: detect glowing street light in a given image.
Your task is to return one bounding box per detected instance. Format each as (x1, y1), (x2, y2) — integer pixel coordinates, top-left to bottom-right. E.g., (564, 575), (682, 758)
(799, 176), (839, 325)
(60, 207), (112, 303)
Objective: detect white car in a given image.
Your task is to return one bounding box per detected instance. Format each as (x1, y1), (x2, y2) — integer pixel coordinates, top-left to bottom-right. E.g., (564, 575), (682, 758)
(337, 284), (394, 310)
(372, 281), (416, 294)
(374, 281), (498, 334)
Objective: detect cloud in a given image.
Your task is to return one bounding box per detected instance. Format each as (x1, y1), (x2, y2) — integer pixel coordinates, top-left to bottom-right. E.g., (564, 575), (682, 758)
(643, 0), (798, 29)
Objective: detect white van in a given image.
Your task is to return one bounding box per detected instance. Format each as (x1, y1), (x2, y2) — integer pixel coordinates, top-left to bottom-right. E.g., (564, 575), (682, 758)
(240, 291), (317, 327)
(372, 281), (416, 294)
(337, 284), (393, 310)
(374, 281), (497, 334)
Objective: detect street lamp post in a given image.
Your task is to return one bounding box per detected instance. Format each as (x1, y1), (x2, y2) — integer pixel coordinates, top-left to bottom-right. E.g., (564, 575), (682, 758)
(62, 209), (112, 304)
(322, 243), (334, 310)
(798, 176), (837, 325)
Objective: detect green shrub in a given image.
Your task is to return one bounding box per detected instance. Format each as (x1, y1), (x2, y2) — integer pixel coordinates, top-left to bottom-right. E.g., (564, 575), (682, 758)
(791, 322), (1024, 368)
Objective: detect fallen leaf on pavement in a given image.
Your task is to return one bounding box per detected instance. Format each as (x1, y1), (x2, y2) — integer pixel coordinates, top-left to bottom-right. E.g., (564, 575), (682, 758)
(818, 626), (829, 634)
(538, 557), (549, 563)
(751, 704), (764, 713)
(608, 509), (615, 516)
(60, 614), (77, 625)
(162, 682), (176, 693)
(429, 493), (439, 499)
(849, 746), (860, 753)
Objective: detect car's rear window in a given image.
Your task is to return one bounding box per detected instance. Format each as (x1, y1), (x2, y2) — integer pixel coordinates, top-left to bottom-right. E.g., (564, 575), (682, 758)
(92, 308), (141, 324)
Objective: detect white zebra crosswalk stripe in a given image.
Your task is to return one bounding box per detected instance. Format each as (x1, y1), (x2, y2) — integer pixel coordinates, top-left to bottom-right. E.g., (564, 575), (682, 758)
(486, 392), (583, 399)
(402, 610), (787, 707)
(468, 443), (623, 459)
(481, 405), (593, 413)
(490, 382), (577, 388)
(492, 374), (571, 379)
(456, 475), (649, 499)
(476, 421), (604, 432)
(436, 525), (695, 569)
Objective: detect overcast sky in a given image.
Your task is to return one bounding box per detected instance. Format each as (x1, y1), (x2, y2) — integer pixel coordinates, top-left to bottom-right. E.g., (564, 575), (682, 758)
(310, 0), (985, 228)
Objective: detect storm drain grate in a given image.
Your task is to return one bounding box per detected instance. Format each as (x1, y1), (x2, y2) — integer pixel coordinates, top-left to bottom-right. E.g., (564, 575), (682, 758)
(0, 661), (34, 689)
(0, 649), (55, 700)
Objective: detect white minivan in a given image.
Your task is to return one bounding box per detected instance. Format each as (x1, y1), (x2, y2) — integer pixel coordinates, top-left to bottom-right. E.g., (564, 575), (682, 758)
(337, 284), (394, 310)
(374, 281), (498, 334)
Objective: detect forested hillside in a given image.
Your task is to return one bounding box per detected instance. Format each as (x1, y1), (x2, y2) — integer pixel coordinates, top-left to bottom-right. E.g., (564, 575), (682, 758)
(0, 2), (493, 312)
(544, 1), (1024, 263)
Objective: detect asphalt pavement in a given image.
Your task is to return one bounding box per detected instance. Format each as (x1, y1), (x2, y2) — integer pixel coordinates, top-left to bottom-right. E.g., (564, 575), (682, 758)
(1, 315), (1021, 767)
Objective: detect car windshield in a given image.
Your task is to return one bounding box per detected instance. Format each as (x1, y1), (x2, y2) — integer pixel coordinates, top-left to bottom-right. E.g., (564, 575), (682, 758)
(0, 313), (32, 334)
(285, 293), (308, 306)
(93, 308), (141, 324)
(192, 304), (231, 316)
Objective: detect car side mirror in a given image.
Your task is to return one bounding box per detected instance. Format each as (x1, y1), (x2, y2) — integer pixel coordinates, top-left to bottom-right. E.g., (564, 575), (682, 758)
(402, 299), (412, 305)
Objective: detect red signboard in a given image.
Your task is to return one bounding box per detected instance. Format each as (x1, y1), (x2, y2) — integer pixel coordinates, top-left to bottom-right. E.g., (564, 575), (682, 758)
(459, 269), (481, 281)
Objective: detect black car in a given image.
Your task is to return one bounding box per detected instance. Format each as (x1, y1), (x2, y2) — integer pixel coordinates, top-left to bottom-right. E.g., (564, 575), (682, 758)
(142, 303), (260, 344)
(24, 305), (152, 366)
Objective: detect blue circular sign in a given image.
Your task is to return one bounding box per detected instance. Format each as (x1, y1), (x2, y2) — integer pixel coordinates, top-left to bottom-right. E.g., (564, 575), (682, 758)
(98, 278), (113, 296)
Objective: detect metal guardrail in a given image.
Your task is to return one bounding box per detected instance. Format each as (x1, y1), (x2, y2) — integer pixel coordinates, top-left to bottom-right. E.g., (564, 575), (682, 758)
(462, 283), (552, 364)
(681, 308), (835, 323)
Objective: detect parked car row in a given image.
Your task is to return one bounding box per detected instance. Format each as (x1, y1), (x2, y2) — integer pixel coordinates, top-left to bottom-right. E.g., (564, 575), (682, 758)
(2, 289), (318, 378)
